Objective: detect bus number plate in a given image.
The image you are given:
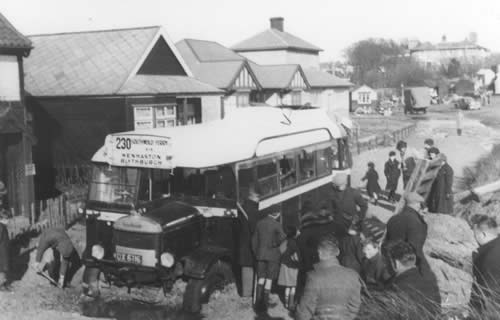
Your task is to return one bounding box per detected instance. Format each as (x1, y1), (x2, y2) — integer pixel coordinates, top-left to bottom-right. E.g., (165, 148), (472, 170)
(116, 252), (142, 265)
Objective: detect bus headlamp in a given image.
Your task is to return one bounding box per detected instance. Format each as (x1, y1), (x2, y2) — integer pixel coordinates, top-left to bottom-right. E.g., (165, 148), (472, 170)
(160, 252), (175, 268)
(91, 244), (105, 260)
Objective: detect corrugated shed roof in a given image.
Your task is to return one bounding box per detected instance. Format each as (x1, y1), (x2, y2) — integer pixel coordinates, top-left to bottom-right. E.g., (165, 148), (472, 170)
(249, 62), (300, 89)
(118, 75), (222, 95)
(232, 29), (322, 52)
(303, 68), (352, 88)
(25, 26), (160, 96)
(0, 12), (32, 50)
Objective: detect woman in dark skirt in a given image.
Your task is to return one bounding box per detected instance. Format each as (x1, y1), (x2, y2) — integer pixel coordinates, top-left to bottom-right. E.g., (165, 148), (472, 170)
(361, 162), (381, 204)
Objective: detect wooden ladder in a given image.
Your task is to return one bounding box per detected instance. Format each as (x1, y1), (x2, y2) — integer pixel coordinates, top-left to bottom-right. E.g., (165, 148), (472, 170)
(393, 158), (444, 215)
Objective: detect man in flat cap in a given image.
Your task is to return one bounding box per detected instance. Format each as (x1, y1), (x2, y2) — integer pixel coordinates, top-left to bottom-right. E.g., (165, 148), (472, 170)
(330, 173), (367, 237)
(384, 193), (436, 284)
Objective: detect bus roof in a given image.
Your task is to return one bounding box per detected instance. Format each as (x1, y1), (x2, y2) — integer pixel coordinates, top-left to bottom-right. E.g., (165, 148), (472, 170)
(92, 107), (349, 169)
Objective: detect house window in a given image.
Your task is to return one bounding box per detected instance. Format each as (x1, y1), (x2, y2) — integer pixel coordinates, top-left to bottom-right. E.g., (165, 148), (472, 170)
(133, 104), (177, 130)
(0, 56), (20, 101)
(358, 92), (371, 104)
(236, 94), (249, 107)
(291, 91), (302, 105)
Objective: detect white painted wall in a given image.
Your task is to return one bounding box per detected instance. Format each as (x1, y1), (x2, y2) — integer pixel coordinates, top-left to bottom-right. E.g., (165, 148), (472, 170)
(302, 88), (350, 119)
(239, 50), (288, 66)
(201, 95), (223, 122)
(239, 50), (319, 69)
(285, 51), (320, 69)
(0, 55), (21, 101)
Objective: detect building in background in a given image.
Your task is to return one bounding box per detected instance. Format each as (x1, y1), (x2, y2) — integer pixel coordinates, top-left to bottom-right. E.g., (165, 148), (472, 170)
(232, 17), (352, 118)
(0, 12), (35, 217)
(410, 34), (489, 66)
(232, 17), (321, 69)
(351, 85), (378, 111)
(24, 26), (222, 198)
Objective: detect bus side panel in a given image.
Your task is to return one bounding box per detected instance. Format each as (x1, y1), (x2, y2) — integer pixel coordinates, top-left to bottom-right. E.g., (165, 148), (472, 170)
(281, 196), (300, 230)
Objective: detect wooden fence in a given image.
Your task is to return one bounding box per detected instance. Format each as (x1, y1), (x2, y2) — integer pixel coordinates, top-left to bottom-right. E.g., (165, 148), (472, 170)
(7, 194), (83, 239)
(350, 123), (416, 155)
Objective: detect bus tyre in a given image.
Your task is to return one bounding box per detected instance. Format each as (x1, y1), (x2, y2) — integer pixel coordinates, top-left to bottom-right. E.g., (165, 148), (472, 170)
(182, 261), (232, 313)
(82, 266), (101, 298)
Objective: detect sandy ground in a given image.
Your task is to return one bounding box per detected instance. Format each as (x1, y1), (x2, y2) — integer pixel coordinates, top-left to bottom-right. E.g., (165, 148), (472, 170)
(1, 103), (500, 320)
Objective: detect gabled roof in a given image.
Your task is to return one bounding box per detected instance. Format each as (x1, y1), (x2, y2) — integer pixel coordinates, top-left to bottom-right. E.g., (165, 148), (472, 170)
(303, 69), (352, 88)
(352, 84), (376, 93)
(24, 26), (220, 97)
(248, 62), (308, 90)
(232, 28), (322, 53)
(0, 12), (32, 52)
(178, 39), (245, 62)
(176, 39), (259, 90)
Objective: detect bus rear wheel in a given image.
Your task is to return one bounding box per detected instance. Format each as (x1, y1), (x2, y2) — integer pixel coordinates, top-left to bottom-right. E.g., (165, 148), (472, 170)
(182, 261), (232, 313)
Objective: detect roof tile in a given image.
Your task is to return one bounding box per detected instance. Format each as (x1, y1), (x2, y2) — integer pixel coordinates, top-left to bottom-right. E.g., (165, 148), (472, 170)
(232, 29), (321, 52)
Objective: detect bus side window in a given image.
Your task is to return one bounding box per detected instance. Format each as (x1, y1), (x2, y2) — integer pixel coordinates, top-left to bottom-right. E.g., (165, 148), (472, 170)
(331, 143), (340, 170)
(316, 148), (332, 176)
(279, 153), (297, 189)
(257, 159), (279, 197)
(299, 149), (316, 181)
(238, 167), (257, 201)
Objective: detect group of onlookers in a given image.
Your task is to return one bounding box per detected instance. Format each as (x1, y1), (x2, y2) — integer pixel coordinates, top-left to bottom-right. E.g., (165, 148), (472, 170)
(248, 138), (469, 319)
(359, 138), (454, 215)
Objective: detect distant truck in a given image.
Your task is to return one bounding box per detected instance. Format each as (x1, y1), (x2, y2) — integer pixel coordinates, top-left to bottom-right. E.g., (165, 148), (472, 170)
(404, 87), (430, 114)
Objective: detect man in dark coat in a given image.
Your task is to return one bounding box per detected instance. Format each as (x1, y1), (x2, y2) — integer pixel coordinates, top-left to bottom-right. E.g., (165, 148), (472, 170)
(386, 240), (441, 319)
(396, 141), (416, 189)
(34, 227), (79, 288)
(0, 211), (10, 290)
(330, 173), (368, 236)
(427, 153), (454, 214)
(296, 234), (361, 320)
(469, 215), (500, 315)
(384, 151), (401, 202)
(384, 192), (439, 295)
(251, 204), (286, 310)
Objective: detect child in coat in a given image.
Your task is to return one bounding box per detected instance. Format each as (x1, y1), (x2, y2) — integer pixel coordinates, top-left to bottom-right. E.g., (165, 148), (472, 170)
(251, 204), (286, 311)
(361, 162), (381, 204)
(0, 210), (10, 290)
(384, 151), (401, 203)
(278, 226), (300, 311)
(360, 218), (391, 291)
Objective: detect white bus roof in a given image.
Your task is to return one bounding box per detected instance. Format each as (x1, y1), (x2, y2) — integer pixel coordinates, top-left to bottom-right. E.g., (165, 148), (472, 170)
(92, 107), (349, 169)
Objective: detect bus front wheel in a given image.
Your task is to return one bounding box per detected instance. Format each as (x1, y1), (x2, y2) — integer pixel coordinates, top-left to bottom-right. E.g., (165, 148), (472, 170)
(182, 260), (232, 313)
(82, 266), (101, 298)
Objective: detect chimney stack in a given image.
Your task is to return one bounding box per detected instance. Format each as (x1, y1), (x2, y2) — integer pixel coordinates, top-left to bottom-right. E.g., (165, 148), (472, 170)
(441, 35), (447, 42)
(270, 17), (284, 32)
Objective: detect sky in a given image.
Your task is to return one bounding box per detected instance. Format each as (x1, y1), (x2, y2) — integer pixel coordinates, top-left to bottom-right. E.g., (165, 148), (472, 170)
(2, 0), (500, 62)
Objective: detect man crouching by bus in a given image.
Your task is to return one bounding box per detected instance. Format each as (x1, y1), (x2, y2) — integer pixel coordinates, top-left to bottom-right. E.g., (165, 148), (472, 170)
(330, 173), (368, 237)
(252, 204), (286, 311)
(33, 227), (80, 288)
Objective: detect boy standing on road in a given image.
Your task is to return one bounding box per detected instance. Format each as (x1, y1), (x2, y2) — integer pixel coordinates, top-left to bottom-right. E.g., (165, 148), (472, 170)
(252, 204), (286, 311)
(384, 151), (400, 203)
